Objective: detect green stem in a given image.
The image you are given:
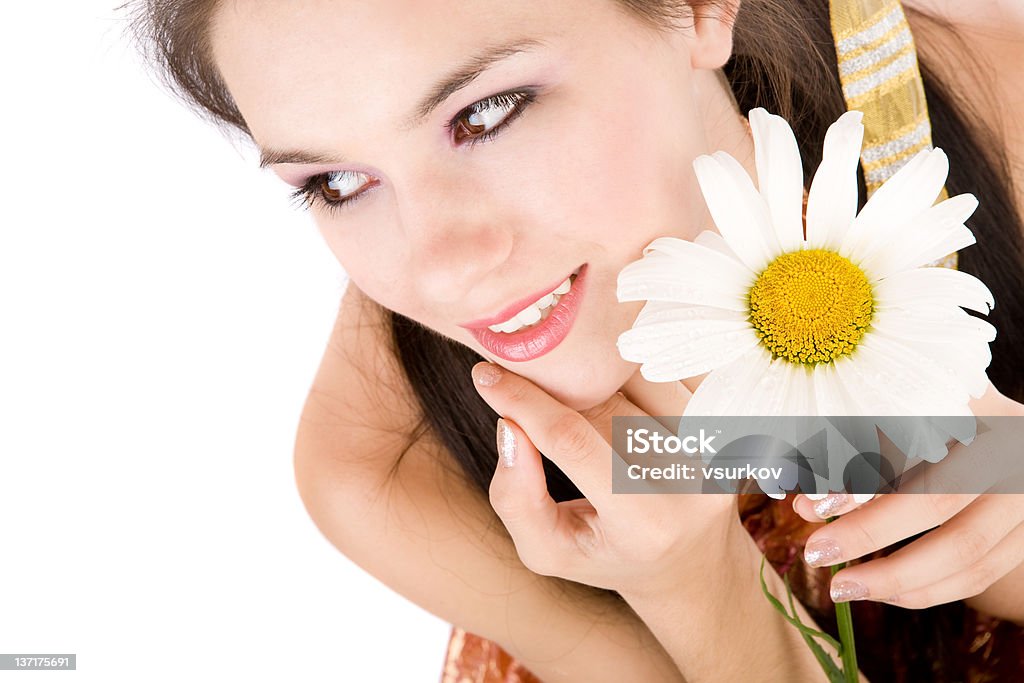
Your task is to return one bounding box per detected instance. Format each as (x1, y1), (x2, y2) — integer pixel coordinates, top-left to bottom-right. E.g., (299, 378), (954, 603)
(827, 516), (859, 683)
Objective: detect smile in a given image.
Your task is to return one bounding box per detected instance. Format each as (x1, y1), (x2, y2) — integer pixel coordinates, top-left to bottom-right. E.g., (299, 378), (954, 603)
(487, 267), (580, 333)
(464, 264), (588, 363)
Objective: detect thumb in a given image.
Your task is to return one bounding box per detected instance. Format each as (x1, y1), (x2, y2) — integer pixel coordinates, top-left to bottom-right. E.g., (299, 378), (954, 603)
(619, 367), (694, 425)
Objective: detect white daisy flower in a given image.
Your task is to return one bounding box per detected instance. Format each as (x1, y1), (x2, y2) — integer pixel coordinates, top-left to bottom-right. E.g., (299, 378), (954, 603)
(616, 107), (996, 417)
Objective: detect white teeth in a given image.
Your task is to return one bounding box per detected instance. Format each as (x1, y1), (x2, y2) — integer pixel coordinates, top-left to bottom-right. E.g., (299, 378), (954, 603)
(485, 272), (578, 334)
(495, 318), (521, 334)
(516, 304), (542, 325)
(483, 280), (573, 331)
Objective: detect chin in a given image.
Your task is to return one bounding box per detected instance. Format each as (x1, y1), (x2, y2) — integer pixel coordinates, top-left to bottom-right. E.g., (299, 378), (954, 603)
(528, 353), (638, 412)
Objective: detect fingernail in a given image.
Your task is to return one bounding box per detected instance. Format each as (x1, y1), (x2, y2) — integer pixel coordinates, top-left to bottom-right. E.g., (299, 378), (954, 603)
(814, 492), (850, 519)
(794, 494), (815, 516)
(831, 580), (869, 602)
(473, 362), (503, 387)
(496, 418), (517, 468)
(804, 537), (841, 567)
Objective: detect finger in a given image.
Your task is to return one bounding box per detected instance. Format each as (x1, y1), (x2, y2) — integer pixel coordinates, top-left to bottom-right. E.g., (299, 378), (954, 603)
(794, 415), (1012, 523)
(488, 418), (596, 576)
(577, 389), (653, 445)
(619, 366), (693, 431)
(802, 492), (979, 568)
(681, 372), (707, 396)
(883, 521), (1024, 609)
(896, 419), (1024, 496)
(824, 494), (1024, 602)
(792, 491), (879, 522)
(577, 389), (707, 497)
(472, 362), (643, 508)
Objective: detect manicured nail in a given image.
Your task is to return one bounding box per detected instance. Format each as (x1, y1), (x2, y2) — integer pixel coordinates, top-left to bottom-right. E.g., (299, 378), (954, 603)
(496, 418), (517, 468)
(804, 537), (841, 567)
(473, 362), (503, 387)
(814, 492), (850, 519)
(831, 580), (869, 602)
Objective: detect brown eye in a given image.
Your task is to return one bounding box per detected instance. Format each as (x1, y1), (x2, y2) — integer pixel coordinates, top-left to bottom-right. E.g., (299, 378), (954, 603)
(320, 170), (374, 203)
(453, 117), (488, 144)
(451, 91), (532, 145)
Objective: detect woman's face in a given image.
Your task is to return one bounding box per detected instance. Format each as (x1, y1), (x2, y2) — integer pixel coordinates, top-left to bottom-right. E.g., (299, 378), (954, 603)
(211, 0), (738, 409)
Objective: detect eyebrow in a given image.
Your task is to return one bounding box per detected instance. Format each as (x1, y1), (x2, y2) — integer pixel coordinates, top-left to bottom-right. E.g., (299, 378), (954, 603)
(258, 37), (544, 168)
(258, 149), (346, 168)
(408, 37), (544, 125)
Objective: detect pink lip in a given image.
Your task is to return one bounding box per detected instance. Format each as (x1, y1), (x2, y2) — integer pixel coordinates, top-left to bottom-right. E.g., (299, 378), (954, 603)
(465, 264), (588, 363)
(459, 268), (582, 330)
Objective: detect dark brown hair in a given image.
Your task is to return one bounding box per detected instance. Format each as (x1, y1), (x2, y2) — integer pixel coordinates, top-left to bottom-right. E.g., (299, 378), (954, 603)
(131, 1), (1024, 680)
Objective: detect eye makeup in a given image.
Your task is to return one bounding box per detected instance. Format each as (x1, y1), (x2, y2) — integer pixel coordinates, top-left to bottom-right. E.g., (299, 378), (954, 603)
(289, 87), (538, 215)
(447, 89), (536, 146)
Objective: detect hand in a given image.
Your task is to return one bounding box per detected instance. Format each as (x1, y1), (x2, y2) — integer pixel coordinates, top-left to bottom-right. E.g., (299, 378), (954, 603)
(792, 384), (1024, 612)
(470, 362), (740, 597)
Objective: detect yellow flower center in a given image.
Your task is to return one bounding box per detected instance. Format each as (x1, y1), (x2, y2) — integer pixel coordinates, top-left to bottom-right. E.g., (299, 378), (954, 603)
(748, 249), (873, 365)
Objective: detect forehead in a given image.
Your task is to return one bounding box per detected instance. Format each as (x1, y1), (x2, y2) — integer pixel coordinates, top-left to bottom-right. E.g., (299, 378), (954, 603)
(210, 0), (610, 149)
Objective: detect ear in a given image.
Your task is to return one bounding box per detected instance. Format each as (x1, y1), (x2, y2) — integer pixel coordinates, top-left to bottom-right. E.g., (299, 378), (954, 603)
(688, 0), (741, 70)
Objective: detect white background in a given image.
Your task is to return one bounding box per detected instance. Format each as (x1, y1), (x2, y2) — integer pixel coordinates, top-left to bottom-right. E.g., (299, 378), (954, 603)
(0, 2), (453, 681)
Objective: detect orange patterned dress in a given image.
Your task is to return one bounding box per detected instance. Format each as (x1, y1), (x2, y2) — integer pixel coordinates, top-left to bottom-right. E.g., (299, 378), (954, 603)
(440, 493), (1024, 683)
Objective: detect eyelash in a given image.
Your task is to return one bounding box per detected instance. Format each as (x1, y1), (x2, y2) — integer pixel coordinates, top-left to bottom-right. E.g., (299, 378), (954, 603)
(289, 89), (536, 215)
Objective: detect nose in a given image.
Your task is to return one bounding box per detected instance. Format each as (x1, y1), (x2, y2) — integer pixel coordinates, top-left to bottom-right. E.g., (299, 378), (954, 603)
(396, 173), (515, 306)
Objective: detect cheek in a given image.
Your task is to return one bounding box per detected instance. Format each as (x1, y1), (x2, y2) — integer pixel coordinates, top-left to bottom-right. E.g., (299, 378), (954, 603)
(523, 83), (709, 253)
(315, 220), (408, 310)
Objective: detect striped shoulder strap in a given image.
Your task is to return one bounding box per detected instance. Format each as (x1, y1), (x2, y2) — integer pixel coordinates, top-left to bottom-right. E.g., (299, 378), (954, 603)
(829, 0), (957, 269)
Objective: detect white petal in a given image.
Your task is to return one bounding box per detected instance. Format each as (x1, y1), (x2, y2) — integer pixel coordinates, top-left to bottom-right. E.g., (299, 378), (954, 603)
(831, 346), (907, 415)
(810, 363), (841, 415)
(692, 152), (779, 272)
(633, 299), (694, 326)
(617, 304), (750, 362)
(805, 110), (864, 249)
(632, 326), (761, 382)
(863, 227), (976, 281)
(872, 328), (992, 398)
(873, 266), (994, 314)
(831, 353), (890, 414)
(840, 147), (949, 259)
(617, 238), (753, 311)
(632, 299), (747, 327)
(848, 337), (970, 415)
(748, 108), (805, 252)
(812, 360), (868, 415)
(639, 234), (752, 269)
(838, 148), (931, 254)
(778, 363), (818, 417)
(870, 305), (997, 345)
(856, 194), (979, 278)
(868, 192), (978, 255)
(856, 334), (973, 414)
(693, 229), (741, 261)
(739, 356), (798, 416)
(684, 347), (771, 416)
(873, 415), (953, 463)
